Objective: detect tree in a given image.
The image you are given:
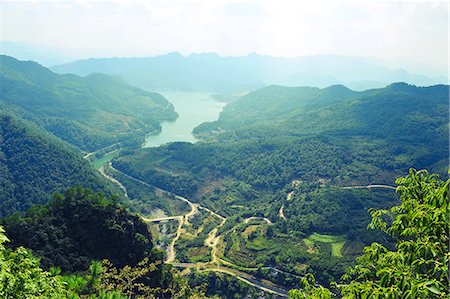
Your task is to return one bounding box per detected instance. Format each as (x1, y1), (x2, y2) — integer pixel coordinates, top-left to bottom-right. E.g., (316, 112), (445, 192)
(0, 226), (70, 298)
(289, 169), (449, 298)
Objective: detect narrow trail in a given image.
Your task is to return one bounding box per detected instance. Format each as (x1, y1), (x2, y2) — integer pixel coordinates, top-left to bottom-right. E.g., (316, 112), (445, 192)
(279, 205), (287, 221)
(166, 216), (184, 263)
(340, 184), (397, 190)
(286, 191), (293, 201)
(141, 215), (181, 222)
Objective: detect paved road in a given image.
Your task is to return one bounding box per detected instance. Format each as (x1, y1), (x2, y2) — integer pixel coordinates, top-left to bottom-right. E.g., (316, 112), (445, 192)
(172, 263), (289, 297)
(340, 184), (397, 190)
(83, 142), (122, 159)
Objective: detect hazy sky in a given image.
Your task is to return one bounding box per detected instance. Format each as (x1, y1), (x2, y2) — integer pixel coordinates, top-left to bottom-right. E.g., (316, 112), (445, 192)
(1, 0), (448, 71)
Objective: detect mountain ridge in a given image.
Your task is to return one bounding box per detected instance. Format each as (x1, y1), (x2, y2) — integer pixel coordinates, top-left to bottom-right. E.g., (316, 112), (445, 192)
(50, 53), (447, 92)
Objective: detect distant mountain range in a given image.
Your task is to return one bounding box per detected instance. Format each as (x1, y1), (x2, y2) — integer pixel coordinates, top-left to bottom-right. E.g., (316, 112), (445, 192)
(50, 52), (448, 92)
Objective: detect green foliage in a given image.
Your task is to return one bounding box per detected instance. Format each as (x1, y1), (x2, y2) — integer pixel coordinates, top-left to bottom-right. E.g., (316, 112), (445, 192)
(0, 225), (204, 298)
(2, 187), (153, 272)
(187, 270), (262, 299)
(0, 226), (71, 298)
(289, 169), (449, 298)
(97, 258), (209, 298)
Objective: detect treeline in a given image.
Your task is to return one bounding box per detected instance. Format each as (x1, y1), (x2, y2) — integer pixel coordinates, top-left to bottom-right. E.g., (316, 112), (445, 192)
(2, 187), (152, 272)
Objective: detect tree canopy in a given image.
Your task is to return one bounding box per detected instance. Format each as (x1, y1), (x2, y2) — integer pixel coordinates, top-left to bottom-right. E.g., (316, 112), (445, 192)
(289, 169), (449, 298)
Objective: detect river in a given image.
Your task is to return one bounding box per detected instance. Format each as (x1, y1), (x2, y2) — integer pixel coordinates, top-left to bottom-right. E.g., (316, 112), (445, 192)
(143, 90), (226, 148)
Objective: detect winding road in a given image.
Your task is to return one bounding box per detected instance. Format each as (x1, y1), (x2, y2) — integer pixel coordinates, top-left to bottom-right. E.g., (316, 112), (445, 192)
(340, 184), (397, 190)
(244, 217), (273, 225)
(90, 153), (291, 297)
(98, 165), (129, 199)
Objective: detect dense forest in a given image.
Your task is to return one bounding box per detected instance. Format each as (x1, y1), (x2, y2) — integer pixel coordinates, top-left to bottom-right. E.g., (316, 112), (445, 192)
(0, 55), (177, 151)
(0, 114), (117, 216)
(2, 187), (153, 272)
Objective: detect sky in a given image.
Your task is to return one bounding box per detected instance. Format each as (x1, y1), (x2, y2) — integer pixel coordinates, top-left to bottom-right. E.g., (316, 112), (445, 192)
(1, 0), (449, 72)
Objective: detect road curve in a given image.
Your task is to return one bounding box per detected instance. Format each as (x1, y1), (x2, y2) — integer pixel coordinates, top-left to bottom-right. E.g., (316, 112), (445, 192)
(279, 205), (287, 221)
(244, 217), (273, 225)
(172, 263), (289, 297)
(340, 184), (397, 190)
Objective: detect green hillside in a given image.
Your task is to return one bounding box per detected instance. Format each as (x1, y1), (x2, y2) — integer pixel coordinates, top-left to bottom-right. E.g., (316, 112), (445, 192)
(196, 83), (448, 147)
(2, 187), (153, 272)
(0, 55), (177, 151)
(0, 114), (116, 216)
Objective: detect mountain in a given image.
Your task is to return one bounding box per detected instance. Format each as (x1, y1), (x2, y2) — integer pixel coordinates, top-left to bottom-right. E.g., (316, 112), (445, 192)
(0, 55), (177, 151)
(0, 41), (76, 67)
(0, 114), (117, 217)
(198, 83), (449, 147)
(51, 53), (447, 92)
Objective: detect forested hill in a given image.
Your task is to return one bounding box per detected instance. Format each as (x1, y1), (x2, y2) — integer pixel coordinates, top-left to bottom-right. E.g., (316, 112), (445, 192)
(0, 55), (177, 151)
(197, 83), (448, 144)
(2, 187), (153, 272)
(0, 114), (116, 216)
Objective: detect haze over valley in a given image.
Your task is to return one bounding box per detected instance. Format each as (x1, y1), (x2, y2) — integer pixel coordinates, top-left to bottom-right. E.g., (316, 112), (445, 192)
(0, 1), (448, 298)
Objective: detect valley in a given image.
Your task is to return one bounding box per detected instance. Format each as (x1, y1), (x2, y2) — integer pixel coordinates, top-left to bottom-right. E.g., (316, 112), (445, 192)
(0, 57), (447, 298)
(86, 80), (446, 294)
(0, 50), (448, 299)
(1, 2), (449, 298)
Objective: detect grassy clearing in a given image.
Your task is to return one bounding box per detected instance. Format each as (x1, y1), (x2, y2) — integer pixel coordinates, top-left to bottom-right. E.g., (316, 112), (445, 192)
(303, 238), (314, 247)
(93, 151), (119, 169)
(303, 233), (346, 257)
(308, 233), (345, 243)
(331, 242), (345, 257)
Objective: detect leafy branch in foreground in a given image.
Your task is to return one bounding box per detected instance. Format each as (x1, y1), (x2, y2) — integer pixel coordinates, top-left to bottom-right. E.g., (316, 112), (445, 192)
(289, 169), (449, 299)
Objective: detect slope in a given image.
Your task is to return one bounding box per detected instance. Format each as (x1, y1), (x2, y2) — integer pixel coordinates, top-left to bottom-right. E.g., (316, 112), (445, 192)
(0, 114), (116, 216)
(0, 55), (177, 151)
